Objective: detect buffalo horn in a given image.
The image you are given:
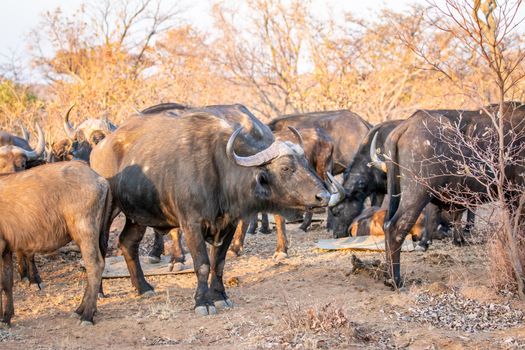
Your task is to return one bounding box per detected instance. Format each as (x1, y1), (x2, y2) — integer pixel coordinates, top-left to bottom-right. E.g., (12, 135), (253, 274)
(18, 121), (30, 141)
(227, 127), (284, 167)
(327, 172), (346, 207)
(63, 104), (77, 138)
(23, 122), (45, 160)
(368, 132), (387, 173)
(288, 126), (304, 149)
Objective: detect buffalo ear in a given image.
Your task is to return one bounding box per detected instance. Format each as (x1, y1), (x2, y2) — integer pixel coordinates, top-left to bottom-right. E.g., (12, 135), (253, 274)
(255, 171), (271, 199)
(91, 130), (106, 145)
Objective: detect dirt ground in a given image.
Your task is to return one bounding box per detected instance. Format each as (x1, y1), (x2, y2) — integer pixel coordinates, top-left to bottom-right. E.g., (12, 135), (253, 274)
(2, 214), (525, 350)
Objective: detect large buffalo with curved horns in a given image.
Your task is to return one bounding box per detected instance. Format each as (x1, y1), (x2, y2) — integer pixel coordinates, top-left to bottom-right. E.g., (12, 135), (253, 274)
(268, 110), (371, 175)
(369, 102), (525, 288)
(229, 125), (334, 259)
(268, 110), (371, 231)
(90, 104), (333, 315)
(52, 105), (117, 163)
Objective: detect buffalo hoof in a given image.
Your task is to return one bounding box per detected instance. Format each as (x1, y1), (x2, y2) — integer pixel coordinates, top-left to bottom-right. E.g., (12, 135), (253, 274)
(21, 277), (29, 283)
(147, 256), (161, 264)
(194, 305), (217, 316)
(98, 292), (106, 299)
(214, 299), (234, 309)
(70, 312), (81, 319)
(414, 244), (428, 252)
(80, 320), (94, 326)
(141, 290), (156, 298)
(0, 322), (10, 329)
(259, 228), (271, 235)
(227, 248), (242, 258)
(299, 224), (309, 232)
(30, 282), (44, 291)
(272, 252), (288, 261)
(169, 262), (184, 272)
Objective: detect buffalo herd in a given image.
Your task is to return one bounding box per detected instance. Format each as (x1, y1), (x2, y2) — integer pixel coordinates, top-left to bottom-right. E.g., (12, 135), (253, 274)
(0, 100), (521, 326)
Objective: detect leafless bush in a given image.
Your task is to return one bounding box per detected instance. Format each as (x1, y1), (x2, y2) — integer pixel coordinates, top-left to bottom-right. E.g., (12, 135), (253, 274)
(399, 0), (525, 298)
(284, 301), (349, 333)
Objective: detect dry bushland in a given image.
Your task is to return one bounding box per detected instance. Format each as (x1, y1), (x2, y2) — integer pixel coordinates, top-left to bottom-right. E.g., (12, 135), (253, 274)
(1, 0), (525, 296)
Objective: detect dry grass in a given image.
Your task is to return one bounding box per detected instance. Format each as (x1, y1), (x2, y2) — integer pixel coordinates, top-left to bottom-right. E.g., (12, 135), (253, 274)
(487, 233), (525, 296)
(284, 301), (349, 333)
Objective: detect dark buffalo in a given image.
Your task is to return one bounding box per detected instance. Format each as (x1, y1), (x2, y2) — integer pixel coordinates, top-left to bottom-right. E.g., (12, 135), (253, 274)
(268, 110), (371, 174)
(268, 110), (371, 232)
(139, 103), (190, 266)
(229, 126), (334, 259)
(0, 161), (111, 325)
(329, 120), (402, 237)
(374, 103), (525, 287)
(90, 104), (332, 315)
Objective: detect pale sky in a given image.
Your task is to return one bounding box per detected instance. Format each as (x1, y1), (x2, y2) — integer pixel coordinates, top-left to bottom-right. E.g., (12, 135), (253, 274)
(0, 0), (420, 80)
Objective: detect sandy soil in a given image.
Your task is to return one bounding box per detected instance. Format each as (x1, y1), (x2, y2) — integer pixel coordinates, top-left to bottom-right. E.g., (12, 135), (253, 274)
(1, 215), (525, 350)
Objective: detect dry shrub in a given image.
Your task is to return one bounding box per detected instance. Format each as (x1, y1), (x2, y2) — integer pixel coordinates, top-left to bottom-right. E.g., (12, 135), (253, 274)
(284, 302), (349, 333)
(487, 231), (525, 295)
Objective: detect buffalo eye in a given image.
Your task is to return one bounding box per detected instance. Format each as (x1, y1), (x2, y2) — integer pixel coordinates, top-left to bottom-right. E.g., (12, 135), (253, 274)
(15, 157), (26, 169)
(281, 166), (290, 173)
(331, 206), (342, 216)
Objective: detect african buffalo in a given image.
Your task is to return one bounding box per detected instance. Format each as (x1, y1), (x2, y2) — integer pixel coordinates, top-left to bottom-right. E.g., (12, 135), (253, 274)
(0, 161), (111, 325)
(329, 120), (402, 238)
(268, 110), (371, 231)
(229, 126), (334, 259)
(0, 123), (45, 173)
(50, 105), (117, 163)
(268, 110), (371, 174)
(0, 123), (46, 286)
(372, 102), (525, 287)
(90, 104), (332, 315)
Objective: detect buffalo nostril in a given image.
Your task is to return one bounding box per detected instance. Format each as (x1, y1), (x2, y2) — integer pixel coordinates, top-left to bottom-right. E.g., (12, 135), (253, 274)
(315, 191), (331, 204)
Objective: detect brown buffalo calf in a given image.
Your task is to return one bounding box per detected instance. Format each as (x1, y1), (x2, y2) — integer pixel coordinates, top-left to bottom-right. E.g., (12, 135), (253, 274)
(0, 162), (111, 326)
(350, 207), (425, 240)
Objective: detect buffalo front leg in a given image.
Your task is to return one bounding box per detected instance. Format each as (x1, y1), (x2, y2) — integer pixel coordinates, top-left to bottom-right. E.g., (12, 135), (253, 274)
(119, 219), (153, 295)
(147, 229), (165, 264)
(259, 213), (270, 234)
(246, 214), (258, 235)
(182, 222), (215, 316)
(209, 223), (237, 310)
(326, 210), (334, 231)
(168, 228), (186, 271)
(384, 205), (426, 289)
(450, 209), (467, 246)
(463, 209), (475, 237)
(273, 215), (288, 260)
(228, 220), (249, 257)
(299, 211), (313, 232)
